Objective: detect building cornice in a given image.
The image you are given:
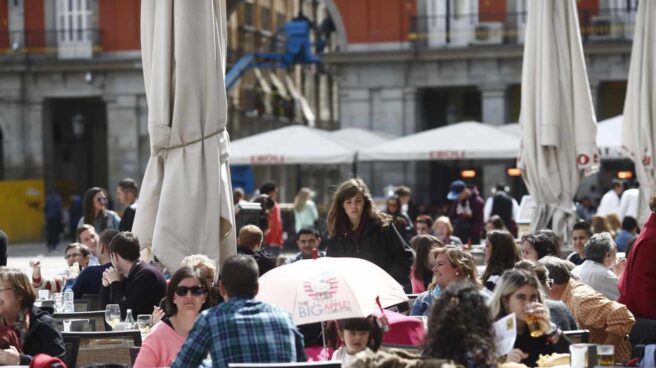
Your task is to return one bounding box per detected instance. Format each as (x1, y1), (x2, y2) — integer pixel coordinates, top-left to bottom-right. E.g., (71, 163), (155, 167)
(323, 42), (632, 64)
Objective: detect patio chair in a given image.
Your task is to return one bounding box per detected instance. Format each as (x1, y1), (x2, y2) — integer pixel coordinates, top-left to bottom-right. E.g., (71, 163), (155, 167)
(563, 329), (590, 344)
(129, 347), (140, 366)
(74, 299), (90, 312)
(62, 330), (141, 368)
(53, 310), (108, 331)
(54, 318), (95, 332)
(63, 334), (79, 368)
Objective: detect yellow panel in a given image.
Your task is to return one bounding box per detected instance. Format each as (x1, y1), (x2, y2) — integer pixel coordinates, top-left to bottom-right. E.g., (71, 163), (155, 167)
(0, 179), (45, 242)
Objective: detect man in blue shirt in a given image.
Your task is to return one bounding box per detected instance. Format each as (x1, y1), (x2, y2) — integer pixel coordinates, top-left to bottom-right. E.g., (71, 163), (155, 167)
(173, 255), (306, 368)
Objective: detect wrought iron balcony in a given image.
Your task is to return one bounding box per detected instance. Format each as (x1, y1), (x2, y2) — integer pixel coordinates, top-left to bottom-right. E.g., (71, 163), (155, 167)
(409, 7), (637, 50)
(0, 28), (102, 60)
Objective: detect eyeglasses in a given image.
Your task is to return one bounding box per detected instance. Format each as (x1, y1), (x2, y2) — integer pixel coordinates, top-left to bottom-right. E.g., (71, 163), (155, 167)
(64, 253), (82, 259)
(175, 286), (205, 297)
(96, 197), (107, 203)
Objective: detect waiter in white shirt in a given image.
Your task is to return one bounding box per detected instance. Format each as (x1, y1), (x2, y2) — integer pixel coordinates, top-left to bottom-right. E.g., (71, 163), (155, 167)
(596, 179), (623, 216)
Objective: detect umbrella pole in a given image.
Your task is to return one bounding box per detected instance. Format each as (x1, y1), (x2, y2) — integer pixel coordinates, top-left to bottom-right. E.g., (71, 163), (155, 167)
(321, 321), (327, 350)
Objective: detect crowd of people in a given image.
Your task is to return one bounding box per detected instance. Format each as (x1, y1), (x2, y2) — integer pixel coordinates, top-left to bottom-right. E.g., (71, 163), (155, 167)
(0, 176), (654, 367)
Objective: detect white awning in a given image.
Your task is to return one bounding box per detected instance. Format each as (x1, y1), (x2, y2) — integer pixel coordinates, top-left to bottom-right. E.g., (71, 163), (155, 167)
(329, 128), (396, 151)
(230, 125), (354, 165)
(358, 121), (520, 161)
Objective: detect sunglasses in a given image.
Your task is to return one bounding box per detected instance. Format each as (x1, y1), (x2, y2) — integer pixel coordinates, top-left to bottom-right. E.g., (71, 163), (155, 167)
(175, 286), (205, 297)
(96, 197), (107, 203)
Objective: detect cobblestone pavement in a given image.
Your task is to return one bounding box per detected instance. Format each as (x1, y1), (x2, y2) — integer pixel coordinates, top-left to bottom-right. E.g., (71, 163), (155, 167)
(7, 242), (68, 280)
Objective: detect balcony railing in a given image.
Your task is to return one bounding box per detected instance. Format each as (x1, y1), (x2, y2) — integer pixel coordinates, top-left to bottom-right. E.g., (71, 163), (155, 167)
(410, 7), (637, 50)
(0, 29), (102, 59)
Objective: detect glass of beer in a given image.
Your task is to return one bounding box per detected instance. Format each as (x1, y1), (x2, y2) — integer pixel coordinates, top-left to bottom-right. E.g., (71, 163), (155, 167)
(597, 344), (614, 366)
(524, 303), (544, 337)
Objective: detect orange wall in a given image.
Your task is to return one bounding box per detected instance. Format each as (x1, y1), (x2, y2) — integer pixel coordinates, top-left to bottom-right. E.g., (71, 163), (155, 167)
(479, 0), (507, 22)
(0, 1), (7, 49)
(334, 0), (416, 44)
(99, 0), (141, 51)
(24, 0), (45, 48)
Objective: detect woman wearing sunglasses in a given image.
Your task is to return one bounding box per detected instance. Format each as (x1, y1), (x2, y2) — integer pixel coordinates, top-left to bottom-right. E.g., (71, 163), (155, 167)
(134, 266), (211, 368)
(77, 187), (121, 233)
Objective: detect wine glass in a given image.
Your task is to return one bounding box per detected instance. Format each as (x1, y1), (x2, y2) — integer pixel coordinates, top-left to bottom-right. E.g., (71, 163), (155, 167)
(105, 304), (121, 329)
(136, 314), (152, 339)
(53, 293), (64, 313)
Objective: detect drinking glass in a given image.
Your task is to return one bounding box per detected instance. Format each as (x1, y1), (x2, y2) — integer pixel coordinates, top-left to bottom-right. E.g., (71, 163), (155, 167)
(524, 303), (544, 337)
(105, 304), (121, 329)
(53, 293), (64, 313)
(136, 314), (152, 339)
(597, 344), (615, 366)
(63, 319), (72, 332)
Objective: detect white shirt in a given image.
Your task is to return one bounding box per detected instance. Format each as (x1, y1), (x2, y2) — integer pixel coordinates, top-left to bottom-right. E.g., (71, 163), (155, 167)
(596, 189), (621, 216)
(572, 260), (619, 300)
(618, 188), (640, 220)
(332, 347), (371, 368)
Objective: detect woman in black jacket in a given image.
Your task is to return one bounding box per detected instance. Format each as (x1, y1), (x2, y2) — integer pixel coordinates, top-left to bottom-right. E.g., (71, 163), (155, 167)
(0, 267), (65, 365)
(326, 178), (414, 291)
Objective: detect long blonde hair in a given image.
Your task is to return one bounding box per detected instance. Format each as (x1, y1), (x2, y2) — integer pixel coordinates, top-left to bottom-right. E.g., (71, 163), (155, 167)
(488, 269), (548, 321)
(293, 188), (313, 212)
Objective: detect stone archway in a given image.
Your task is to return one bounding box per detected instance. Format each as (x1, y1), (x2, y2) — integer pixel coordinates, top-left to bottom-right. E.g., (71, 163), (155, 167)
(322, 0), (348, 50)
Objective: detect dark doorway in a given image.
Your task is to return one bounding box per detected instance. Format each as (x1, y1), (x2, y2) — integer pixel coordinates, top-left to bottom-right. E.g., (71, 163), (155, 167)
(43, 97), (108, 200)
(419, 87), (482, 130)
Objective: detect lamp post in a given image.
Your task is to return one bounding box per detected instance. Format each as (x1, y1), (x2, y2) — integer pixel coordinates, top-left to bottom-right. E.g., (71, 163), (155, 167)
(72, 113), (85, 139)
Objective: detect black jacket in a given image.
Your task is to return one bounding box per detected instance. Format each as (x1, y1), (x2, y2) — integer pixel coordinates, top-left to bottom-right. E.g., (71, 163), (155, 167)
(237, 246), (277, 276)
(20, 306), (66, 365)
(326, 218), (414, 291)
(100, 261), (167, 319)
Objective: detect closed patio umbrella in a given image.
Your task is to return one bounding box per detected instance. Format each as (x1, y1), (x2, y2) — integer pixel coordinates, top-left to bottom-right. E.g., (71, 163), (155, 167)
(621, 0), (656, 223)
(133, 0), (236, 270)
(517, 0), (598, 240)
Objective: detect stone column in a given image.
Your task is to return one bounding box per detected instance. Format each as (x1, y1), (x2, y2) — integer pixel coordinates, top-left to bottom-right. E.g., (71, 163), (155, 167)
(480, 84), (508, 126)
(105, 95), (140, 191)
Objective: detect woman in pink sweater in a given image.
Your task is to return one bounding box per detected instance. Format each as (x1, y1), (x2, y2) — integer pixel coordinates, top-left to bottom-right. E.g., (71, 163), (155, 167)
(134, 266), (212, 367)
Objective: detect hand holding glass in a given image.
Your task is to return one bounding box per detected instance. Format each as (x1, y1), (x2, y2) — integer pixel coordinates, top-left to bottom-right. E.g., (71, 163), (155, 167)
(105, 304), (121, 329)
(524, 303), (544, 337)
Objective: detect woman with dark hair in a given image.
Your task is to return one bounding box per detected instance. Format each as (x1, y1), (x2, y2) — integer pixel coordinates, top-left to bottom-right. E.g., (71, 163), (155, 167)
(488, 269), (570, 367)
(482, 230), (520, 291)
(77, 187), (120, 233)
(0, 267), (65, 365)
(409, 235), (443, 293)
(134, 266), (211, 368)
(326, 178), (414, 290)
(521, 232), (558, 262)
(423, 281), (496, 367)
(385, 195), (413, 241)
